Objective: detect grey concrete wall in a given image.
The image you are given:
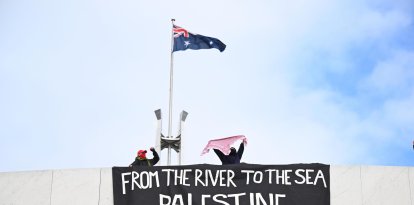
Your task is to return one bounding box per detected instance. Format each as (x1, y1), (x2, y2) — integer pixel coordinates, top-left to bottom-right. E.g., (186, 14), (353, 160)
(0, 168), (113, 205)
(330, 165), (414, 205)
(0, 165), (413, 205)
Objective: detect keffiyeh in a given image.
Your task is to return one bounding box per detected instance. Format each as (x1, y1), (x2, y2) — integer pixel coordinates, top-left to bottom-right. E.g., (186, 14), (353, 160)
(201, 135), (247, 156)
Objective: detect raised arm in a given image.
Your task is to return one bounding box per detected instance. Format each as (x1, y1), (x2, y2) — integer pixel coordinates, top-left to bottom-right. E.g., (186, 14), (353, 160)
(213, 149), (225, 161)
(150, 147), (160, 166)
(237, 142), (244, 159)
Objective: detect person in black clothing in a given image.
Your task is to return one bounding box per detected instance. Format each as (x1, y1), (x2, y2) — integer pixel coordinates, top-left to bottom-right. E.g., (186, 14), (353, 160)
(213, 142), (244, 165)
(130, 147), (159, 167)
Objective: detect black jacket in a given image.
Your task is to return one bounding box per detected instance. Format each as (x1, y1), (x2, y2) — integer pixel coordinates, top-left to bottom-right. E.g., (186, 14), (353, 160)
(130, 149), (160, 166)
(214, 142), (244, 165)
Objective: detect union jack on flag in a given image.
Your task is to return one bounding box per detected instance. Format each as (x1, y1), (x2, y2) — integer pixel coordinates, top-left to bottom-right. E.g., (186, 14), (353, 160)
(173, 26), (189, 38)
(172, 25), (226, 52)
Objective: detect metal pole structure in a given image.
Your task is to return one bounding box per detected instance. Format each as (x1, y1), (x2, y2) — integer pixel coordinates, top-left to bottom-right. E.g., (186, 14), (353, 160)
(154, 109), (162, 155)
(167, 18), (175, 165)
(178, 111), (188, 165)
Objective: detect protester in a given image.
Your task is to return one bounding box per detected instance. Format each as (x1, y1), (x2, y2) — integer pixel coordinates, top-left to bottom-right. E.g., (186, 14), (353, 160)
(214, 142), (244, 165)
(130, 147), (159, 167)
(201, 135), (247, 165)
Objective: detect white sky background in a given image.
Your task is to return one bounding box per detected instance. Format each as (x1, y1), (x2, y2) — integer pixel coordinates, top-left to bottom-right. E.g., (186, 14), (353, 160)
(1, 0), (414, 172)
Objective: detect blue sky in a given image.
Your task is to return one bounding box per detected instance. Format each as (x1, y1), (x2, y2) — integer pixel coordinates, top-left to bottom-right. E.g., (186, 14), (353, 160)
(1, 0), (413, 172)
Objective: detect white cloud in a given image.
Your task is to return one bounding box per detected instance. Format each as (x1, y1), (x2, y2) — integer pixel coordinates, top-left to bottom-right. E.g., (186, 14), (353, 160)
(360, 50), (414, 95)
(1, 0), (414, 171)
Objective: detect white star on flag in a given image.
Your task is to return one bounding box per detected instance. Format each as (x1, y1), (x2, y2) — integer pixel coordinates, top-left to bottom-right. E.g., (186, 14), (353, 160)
(184, 41), (191, 47)
(209, 41), (213, 45)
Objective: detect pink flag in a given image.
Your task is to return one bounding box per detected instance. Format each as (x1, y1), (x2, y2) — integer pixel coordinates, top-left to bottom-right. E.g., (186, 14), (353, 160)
(201, 135), (247, 156)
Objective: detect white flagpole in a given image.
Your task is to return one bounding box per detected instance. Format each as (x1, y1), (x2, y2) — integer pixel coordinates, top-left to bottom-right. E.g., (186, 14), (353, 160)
(167, 18), (175, 165)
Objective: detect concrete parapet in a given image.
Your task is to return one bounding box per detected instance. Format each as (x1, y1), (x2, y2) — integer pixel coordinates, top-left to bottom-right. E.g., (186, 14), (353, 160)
(0, 166), (413, 205)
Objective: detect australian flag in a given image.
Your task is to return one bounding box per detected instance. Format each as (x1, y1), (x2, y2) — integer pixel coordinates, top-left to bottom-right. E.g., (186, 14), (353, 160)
(172, 25), (226, 52)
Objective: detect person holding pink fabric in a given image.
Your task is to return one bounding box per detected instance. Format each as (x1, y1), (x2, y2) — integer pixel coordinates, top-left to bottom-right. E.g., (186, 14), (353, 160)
(201, 135), (247, 165)
(214, 142), (244, 165)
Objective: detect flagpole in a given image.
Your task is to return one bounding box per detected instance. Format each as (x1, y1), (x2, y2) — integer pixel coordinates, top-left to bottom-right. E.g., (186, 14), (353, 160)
(167, 18), (175, 165)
